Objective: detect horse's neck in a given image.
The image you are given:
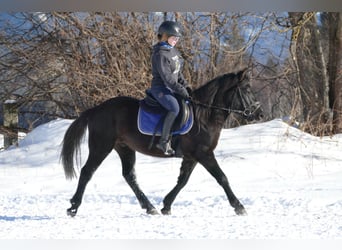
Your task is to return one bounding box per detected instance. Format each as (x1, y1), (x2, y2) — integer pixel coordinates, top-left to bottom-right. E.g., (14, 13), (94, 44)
(193, 78), (234, 130)
(209, 109), (229, 129)
(194, 101), (229, 132)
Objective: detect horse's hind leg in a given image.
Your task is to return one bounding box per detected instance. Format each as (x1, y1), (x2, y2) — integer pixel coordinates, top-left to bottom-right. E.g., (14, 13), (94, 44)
(115, 144), (158, 215)
(67, 129), (114, 217)
(67, 150), (111, 216)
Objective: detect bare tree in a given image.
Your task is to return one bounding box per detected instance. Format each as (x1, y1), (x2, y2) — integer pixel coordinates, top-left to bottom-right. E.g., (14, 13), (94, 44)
(288, 12), (332, 135)
(287, 12), (342, 135)
(5, 11), (339, 135)
(1, 12), (157, 122)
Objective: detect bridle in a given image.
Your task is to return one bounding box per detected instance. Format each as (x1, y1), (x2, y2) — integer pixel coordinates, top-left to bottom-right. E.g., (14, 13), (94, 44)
(189, 85), (261, 119)
(235, 86), (262, 118)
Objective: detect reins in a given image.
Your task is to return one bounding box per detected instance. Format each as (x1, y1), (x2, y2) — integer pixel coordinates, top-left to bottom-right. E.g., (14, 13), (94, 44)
(188, 81), (261, 118)
(189, 99), (245, 115)
(189, 98), (261, 118)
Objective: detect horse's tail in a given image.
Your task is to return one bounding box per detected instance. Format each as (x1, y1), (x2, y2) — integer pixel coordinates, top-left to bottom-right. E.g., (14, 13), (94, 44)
(60, 110), (91, 180)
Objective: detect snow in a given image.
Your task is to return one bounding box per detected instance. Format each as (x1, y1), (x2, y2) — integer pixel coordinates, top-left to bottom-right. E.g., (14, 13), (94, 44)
(4, 99), (18, 104)
(0, 118), (342, 239)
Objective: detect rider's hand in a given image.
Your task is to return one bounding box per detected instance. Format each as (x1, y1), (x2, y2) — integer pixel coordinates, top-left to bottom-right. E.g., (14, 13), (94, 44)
(186, 87), (192, 97)
(180, 87), (190, 100)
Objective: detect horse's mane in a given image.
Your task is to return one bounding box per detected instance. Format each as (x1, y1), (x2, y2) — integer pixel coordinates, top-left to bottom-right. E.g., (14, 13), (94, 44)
(192, 70), (245, 129)
(193, 73), (232, 105)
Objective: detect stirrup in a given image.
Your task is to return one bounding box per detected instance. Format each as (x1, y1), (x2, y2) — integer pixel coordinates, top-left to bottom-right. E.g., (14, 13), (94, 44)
(156, 140), (175, 156)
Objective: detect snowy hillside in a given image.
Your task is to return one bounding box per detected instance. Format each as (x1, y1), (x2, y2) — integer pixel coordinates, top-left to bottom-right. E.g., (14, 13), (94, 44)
(0, 118), (341, 239)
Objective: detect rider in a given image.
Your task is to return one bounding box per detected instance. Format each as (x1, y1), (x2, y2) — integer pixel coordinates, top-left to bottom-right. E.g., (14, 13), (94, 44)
(150, 20), (191, 155)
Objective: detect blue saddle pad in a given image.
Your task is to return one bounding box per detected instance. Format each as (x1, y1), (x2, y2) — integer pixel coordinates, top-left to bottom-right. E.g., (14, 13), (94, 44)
(138, 106), (193, 136)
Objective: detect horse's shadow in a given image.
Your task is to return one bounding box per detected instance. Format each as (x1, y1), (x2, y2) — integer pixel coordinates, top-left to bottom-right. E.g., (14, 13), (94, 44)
(0, 215), (51, 221)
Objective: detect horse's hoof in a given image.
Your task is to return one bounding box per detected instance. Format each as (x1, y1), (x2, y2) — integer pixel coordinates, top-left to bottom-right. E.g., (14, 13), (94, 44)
(67, 208), (77, 217)
(161, 208), (171, 215)
(235, 207), (247, 216)
(146, 208), (159, 215)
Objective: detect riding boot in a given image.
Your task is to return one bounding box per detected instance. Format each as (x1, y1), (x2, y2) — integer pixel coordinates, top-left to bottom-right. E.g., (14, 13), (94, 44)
(156, 111), (177, 155)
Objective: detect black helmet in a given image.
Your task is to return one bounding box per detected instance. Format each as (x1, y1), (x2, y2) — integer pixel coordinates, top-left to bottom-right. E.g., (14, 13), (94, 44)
(158, 21), (182, 37)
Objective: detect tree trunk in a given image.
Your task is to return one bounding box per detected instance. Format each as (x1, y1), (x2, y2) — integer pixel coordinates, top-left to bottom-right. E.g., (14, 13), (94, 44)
(3, 100), (19, 148)
(209, 13), (219, 78)
(288, 12), (330, 134)
(328, 12), (342, 133)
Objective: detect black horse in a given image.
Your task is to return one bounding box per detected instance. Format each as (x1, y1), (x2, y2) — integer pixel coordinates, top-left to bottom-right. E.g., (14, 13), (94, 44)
(61, 69), (263, 217)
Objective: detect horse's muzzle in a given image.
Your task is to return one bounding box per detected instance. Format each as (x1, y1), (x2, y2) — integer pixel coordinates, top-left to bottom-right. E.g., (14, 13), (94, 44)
(244, 102), (264, 121)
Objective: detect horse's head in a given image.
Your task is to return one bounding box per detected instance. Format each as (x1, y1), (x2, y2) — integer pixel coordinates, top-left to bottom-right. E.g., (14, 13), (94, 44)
(192, 70), (263, 127)
(224, 70), (264, 122)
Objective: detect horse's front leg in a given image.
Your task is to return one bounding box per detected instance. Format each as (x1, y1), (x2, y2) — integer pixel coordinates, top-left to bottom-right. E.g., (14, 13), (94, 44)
(161, 157), (197, 215)
(197, 151), (247, 216)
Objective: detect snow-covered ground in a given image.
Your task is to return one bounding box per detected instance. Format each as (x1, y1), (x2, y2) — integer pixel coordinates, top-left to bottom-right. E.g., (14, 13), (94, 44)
(0, 118), (341, 239)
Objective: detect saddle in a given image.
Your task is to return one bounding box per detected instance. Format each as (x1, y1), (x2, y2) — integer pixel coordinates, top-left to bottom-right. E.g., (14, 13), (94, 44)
(138, 89), (194, 137)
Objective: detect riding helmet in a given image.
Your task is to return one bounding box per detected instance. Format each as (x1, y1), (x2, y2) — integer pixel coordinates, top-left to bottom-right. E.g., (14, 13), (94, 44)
(158, 21), (183, 37)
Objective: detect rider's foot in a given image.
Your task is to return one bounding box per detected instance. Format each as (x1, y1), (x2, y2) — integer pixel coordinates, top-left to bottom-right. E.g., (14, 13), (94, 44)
(156, 140), (175, 156)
